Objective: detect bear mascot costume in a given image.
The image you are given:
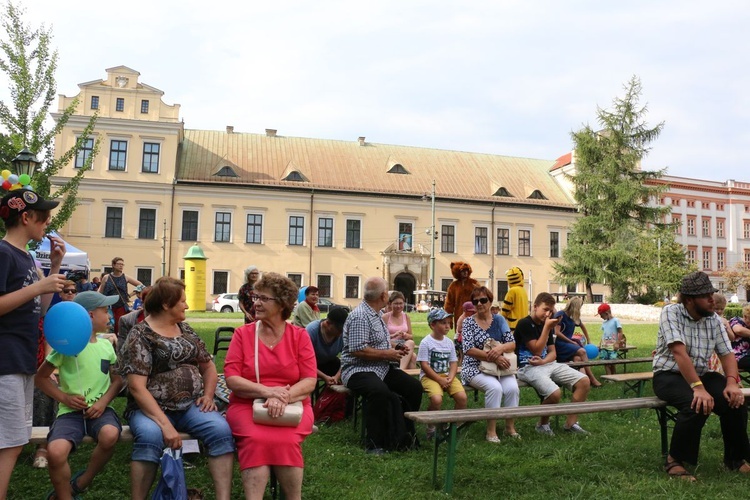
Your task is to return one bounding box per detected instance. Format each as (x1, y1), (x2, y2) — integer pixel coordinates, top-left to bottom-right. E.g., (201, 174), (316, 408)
(444, 261), (479, 327)
(501, 266), (529, 330)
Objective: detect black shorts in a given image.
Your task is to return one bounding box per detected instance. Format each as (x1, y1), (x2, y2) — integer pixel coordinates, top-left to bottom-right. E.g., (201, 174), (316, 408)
(47, 407), (122, 452)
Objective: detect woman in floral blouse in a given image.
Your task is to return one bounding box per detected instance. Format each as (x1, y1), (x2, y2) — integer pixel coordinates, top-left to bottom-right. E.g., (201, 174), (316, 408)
(119, 277), (235, 500)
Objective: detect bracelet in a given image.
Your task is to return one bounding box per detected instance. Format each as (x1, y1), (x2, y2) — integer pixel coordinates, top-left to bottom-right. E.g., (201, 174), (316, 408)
(689, 381), (703, 389)
(728, 375), (741, 384)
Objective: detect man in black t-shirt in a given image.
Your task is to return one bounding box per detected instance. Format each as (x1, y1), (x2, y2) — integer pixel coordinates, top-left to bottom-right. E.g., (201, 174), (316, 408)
(514, 292), (591, 436)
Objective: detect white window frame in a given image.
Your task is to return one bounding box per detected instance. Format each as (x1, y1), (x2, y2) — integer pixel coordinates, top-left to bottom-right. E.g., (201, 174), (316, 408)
(316, 214), (336, 248)
(135, 267), (154, 286)
(517, 227), (532, 257)
(396, 219), (415, 251)
(137, 204), (159, 240)
(141, 139), (163, 174)
(474, 225), (489, 254)
(316, 274), (333, 298)
(103, 203), (126, 238)
(549, 230), (560, 258)
(344, 275), (361, 299)
(345, 217), (363, 249)
(440, 223), (457, 253)
(245, 212), (264, 244)
(496, 225), (511, 256)
(287, 273), (304, 288)
(180, 208), (201, 242)
(214, 209), (234, 243)
(288, 213), (307, 246)
(212, 270), (230, 295)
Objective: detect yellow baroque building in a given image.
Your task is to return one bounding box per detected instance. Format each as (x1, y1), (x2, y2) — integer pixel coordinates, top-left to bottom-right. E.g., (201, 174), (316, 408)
(52, 66), (605, 309)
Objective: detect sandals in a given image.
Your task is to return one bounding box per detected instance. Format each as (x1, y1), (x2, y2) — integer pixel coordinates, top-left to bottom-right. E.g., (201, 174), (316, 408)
(485, 435), (501, 443)
(32, 454), (48, 469)
(70, 469), (88, 495)
(664, 459), (696, 482)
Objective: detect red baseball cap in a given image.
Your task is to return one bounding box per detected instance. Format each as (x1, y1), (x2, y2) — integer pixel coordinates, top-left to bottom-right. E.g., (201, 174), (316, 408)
(597, 303), (611, 316)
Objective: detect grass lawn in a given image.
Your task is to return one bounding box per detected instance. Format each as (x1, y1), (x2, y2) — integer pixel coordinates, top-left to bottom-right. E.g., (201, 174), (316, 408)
(8, 315), (745, 499)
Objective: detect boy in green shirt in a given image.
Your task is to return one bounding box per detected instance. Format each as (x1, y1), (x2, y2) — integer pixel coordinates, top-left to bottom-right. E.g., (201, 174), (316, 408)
(35, 292), (123, 499)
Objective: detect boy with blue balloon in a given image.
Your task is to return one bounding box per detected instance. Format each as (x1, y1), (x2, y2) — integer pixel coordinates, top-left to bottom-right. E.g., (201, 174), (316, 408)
(0, 189), (67, 499)
(35, 291), (123, 499)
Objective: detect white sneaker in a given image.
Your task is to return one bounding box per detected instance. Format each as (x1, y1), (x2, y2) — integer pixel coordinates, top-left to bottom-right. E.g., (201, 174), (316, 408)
(535, 423), (555, 436)
(564, 423), (590, 435)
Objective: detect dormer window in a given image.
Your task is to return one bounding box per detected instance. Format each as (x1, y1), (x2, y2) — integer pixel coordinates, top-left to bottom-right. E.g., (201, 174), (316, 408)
(214, 166), (239, 178)
(387, 163), (409, 174)
(528, 189), (547, 200)
(283, 171), (308, 182)
(493, 187), (513, 197)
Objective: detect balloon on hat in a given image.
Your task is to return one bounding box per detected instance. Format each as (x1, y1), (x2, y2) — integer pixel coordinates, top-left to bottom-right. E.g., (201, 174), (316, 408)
(1, 180), (10, 190)
(18, 173), (30, 186)
(10, 183), (21, 191)
(44, 302), (92, 356)
(7, 174), (18, 185)
(1, 169), (10, 180)
(584, 344), (599, 360)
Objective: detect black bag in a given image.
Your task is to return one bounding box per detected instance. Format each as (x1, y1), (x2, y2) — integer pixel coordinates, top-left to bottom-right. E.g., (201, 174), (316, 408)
(383, 392), (418, 451)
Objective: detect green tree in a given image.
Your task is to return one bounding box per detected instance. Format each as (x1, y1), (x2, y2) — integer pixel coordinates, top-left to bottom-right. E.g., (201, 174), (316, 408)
(0, 1), (98, 236)
(554, 76), (683, 302)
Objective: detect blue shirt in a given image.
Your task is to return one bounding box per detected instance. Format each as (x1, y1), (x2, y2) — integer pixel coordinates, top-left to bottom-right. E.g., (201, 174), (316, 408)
(306, 319), (343, 368)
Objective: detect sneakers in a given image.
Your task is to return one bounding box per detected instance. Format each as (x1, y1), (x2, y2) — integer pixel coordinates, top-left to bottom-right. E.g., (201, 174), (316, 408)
(563, 423), (590, 435)
(535, 423), (555, 436)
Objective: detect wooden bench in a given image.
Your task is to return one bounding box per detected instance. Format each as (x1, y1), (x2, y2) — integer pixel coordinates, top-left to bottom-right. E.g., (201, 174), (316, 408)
(567, 356), (652, 373)
(601, 371), (654, 398)
(405, 388), (750, 493)
(617, 345), (638, 359)
(30, 425), (192, 445)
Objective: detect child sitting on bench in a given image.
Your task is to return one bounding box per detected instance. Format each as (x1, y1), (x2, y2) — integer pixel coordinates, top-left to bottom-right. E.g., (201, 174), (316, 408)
(35, 292), (123, 499)
(417, 308), (467, 440)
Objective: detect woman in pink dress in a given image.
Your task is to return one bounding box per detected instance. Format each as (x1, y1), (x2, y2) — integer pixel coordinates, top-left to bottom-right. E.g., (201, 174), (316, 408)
(381, 291), (417, 370)
(225, 273), (317, 500)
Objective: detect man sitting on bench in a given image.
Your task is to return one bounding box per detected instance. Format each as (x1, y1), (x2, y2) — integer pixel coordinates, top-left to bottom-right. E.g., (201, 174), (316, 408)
(515, 292), (591, 436)
(653, 271), (750, 481)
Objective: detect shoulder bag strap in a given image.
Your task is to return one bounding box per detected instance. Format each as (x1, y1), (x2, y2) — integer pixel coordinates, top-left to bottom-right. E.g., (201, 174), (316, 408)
(254, 321), (261, 384)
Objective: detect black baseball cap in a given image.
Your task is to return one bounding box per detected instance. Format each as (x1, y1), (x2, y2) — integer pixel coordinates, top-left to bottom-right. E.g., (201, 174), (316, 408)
(0, 190), (59, 221)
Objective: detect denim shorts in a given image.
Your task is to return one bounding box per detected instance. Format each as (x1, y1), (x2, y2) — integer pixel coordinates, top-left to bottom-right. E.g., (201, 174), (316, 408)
(129, 404), (235, 463)
(48, 407), (122, 452)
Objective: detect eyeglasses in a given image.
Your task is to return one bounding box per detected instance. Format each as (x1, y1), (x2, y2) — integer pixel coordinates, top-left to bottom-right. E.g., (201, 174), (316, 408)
(62, 289), (77, 294)
(471, 297), (490, 306)
(251, 294), (278, 303)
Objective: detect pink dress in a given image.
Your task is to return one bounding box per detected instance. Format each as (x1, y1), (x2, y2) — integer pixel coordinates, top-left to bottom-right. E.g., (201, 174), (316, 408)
(385, 312), (408, 338)
(224, 322), (317, 469)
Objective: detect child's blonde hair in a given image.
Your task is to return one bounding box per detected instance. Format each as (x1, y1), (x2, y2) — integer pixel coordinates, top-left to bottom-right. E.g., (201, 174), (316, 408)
(564, 296), (583, 324)
(713, 293), (727, 309)
(742, 304), (750, 318)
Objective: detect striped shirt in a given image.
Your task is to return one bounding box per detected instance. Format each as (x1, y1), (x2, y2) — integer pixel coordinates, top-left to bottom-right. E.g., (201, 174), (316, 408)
(653, 303), (732, 376)
(341, 301), (392, 385)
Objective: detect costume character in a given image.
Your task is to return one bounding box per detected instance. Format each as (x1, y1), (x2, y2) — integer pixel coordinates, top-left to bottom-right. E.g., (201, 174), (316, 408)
(444, 262), (479, 327)
(501, 267), (529, 330)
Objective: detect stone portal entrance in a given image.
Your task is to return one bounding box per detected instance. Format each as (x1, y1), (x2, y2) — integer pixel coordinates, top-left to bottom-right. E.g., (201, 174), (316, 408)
(381, 242), (430, 309)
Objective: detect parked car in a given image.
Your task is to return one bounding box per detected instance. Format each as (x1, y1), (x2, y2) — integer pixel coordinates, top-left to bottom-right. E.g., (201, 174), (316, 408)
(318, 298), (351, 313)
(213, 293), (240, 313)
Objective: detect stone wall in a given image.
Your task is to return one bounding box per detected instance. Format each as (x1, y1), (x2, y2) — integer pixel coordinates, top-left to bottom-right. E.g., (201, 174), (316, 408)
(580, 303), (662, 322)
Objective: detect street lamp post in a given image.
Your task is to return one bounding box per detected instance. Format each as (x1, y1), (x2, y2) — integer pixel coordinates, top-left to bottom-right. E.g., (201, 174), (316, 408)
(429, 180), (436, 289)
(12, 148), (40, 178)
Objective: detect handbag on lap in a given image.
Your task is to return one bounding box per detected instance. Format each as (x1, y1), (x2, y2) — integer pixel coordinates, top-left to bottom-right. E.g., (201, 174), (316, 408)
(479, 338), (518, 377)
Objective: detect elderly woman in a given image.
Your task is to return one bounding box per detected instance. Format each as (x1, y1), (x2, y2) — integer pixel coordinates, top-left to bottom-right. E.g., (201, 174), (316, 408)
(381, 291), (417, 370)
(118, 277), (235, 500)
(225, 272), (317, 500)
(238, 266), (261, 324)
(461, 286), (520, 442)
(291, 285), (320, 328)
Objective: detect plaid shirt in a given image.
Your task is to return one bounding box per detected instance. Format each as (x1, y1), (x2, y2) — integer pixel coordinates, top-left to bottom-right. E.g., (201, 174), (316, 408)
(341, 300), (392, 385)
(653, 303), (732, 376)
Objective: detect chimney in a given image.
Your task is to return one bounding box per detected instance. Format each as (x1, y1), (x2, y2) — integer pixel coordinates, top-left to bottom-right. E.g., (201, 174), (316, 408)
(226, 126), (234, 134)
(358, 136), (366, 146)
(266, 129), (277, 137)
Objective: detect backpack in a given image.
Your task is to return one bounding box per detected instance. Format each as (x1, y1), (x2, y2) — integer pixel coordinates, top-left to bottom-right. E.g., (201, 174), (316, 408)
(312, 387), (347, 424)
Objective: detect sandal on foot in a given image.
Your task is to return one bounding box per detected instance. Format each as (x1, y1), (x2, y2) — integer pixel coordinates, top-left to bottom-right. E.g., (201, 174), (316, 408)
(71, 469), (88, 495)
(736, 462), (750, 474)
(503, 431), (522, 440)
(32, 454), (48, 468)
(665, 460), (696, 482)
(485, 435), (501, 443)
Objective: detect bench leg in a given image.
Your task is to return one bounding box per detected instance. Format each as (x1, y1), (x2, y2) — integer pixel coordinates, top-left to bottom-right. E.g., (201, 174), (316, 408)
(443, 423), (458, 494)
(655, 407), (669, 459)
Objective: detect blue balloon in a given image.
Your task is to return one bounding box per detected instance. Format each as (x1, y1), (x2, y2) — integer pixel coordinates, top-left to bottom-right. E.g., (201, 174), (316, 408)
(298, 286), (308, 304)
(584, 343), (599, 360)
(44, 301), (92, 356)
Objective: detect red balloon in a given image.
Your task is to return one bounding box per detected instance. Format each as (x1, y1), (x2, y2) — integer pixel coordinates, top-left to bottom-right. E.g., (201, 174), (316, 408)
(1, 180), (10, 190)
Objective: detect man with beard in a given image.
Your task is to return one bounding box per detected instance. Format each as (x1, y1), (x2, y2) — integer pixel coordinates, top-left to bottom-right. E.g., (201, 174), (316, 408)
(653, 271), (750, 481)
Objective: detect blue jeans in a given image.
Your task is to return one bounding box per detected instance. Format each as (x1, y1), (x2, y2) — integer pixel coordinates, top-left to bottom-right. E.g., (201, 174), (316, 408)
(129, 405), (235, 463)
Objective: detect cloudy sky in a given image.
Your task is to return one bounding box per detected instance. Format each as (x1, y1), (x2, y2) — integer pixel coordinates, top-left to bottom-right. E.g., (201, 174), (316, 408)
(14, 0), (750, 181)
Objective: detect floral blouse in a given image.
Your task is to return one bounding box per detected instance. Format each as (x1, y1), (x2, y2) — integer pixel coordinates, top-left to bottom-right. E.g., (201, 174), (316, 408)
(460, 314), (513, 385)
(728, 317), (750, 361)
(118, 321), (212, 415)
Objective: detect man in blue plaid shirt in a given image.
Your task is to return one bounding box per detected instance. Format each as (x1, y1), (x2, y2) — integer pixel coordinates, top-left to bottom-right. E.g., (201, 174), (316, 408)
(653, 271), (750, 481)
(341, 277), (423, 454)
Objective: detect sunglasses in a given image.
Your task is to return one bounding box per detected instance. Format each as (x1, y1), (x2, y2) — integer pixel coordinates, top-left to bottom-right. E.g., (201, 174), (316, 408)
(251, 294), (278, 303)
(62, 289), (77, 294)
(471, 297), (490, 306)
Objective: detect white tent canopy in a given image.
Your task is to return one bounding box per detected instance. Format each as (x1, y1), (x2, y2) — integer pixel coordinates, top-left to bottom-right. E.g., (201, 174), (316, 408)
(32, 231), (89, 274)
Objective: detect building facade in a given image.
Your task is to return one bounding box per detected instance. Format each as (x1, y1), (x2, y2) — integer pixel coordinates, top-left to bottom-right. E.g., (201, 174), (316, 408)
(52, 66), (606, 309)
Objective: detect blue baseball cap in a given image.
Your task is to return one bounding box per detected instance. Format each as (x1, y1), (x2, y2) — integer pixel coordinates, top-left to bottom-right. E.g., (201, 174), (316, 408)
(74, 291), (118, 311)
(427, 308), (453, 325)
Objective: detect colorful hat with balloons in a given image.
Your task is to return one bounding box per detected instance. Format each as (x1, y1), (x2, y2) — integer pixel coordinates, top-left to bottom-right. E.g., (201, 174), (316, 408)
(1, 168), (33, 192)
(0, 189), (59, 221)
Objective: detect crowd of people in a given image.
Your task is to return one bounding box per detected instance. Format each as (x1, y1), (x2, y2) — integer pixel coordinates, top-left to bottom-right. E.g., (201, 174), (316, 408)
(3, 188), (750, 498)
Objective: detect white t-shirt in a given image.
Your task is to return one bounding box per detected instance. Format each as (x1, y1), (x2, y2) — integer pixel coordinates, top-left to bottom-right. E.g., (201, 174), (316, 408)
(416, 334), (458, 378)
